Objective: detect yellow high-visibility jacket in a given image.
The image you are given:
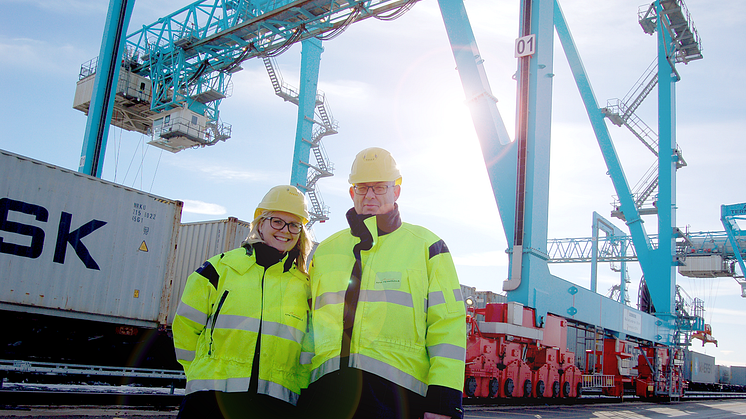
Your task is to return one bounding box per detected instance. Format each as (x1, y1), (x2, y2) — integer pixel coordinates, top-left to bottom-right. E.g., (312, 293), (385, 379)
(308, 213), (466, 398)
(172, 245), (311, 405)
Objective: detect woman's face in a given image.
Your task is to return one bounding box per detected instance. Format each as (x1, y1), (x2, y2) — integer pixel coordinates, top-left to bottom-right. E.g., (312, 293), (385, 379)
(259, 211), (302, 253)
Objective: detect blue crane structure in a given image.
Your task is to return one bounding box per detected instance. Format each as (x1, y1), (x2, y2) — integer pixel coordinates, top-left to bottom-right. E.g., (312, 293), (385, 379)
(437, 0), (703, 355)
(79, 0), (709, 393)
(547, 222), (746, 298)
(74, 0), (418, 226)
(721, 203), (746, 296)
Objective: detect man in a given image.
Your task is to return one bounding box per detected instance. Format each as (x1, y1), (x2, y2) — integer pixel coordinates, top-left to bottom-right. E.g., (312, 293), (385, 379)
(301, 147), (466, 419)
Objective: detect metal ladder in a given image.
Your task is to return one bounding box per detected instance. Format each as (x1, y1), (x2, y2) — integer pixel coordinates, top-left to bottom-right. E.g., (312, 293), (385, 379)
(262, 56), (338, 227)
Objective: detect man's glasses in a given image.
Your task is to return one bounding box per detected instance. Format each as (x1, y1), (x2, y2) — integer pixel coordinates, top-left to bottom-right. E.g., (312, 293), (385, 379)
(353, 184), (393, 195)
(267, 217), (303, 234)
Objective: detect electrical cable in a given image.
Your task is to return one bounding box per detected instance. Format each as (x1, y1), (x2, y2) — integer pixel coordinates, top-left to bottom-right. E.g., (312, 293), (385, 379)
(265, 24), (306, 57)
(372, 0), (418, 21)
(135, 135), (150, 190)
(316, 4), (363, 41)
(122, 134), (142, 185)
(150, 149), (163, 193)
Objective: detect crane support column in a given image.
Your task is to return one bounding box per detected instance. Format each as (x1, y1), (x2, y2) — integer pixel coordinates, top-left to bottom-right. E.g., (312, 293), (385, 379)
(79, 0), (135, 177)
(500, 0), (555, 314)
(648, 0), (678, 320)
(291, 38), (324, 192)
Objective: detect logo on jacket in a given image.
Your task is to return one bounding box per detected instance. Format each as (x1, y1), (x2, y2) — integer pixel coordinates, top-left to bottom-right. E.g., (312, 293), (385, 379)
(285, 312), (304, 321)
(375, 272), (402, 290)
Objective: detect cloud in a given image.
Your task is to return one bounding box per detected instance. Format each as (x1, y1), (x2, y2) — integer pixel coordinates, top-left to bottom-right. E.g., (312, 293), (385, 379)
(198, 167), (274, 182)
(181, 199), (227, 216)
(167, 158), (277, 182)
(711, 307), (746, 317)
(4, 0), (107, 15)
(0, 38), (83, 74)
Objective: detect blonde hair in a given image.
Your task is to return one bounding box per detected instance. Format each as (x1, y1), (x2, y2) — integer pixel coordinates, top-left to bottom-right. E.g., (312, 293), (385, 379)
(243, 210), (312, 275)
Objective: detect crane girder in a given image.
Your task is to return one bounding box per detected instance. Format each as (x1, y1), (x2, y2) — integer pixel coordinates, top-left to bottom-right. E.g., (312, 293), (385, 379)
(547, 230), (746, 265)
(721, 203), (746, 296)
(123, 0), (418, 114)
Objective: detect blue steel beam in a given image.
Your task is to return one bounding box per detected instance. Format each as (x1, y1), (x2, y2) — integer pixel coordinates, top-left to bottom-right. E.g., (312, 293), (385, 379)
(79, 0), (136, 177)
(591, 212), (629, 294)
(721, 203), (746, 297)
(647, 0), (678, 319)
(291, 38), (323, 192)
(553, 0), (654, 273)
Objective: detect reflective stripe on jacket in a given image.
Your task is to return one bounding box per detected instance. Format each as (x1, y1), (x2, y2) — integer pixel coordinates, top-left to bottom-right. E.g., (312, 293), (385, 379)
(308, 215), (466, 396)
(172, 247), (310, 404)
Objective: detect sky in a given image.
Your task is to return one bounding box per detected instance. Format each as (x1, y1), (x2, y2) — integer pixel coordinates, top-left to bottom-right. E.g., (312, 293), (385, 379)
(1, 0), (745, 367)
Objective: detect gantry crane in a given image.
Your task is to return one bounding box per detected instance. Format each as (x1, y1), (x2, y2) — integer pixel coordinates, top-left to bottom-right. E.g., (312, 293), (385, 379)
(438, 0), (702, 355)
(73, 0), (418, 226)
(80, 0), (707, 379)
(439, 0), (703, 395)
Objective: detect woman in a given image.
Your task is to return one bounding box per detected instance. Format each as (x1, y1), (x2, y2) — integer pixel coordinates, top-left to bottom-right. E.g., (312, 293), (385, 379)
(173, 185), (313, 419)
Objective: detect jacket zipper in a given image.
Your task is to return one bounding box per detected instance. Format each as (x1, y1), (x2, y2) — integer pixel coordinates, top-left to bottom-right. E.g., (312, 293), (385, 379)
(208, 289), (230, 356)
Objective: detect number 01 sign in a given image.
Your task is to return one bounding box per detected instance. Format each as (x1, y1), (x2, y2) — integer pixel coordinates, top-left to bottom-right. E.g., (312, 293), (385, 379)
(515, 34), (536, 58)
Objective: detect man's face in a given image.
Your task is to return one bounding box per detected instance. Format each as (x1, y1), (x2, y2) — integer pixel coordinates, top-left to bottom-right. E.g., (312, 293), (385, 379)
(349, 182), (400, 215)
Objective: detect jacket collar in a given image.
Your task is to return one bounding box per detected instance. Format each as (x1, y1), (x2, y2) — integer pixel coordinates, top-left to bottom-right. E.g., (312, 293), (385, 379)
(235, 243), (297, 273)
(346, 203), (402, 241)
(253, 242), (286, 268)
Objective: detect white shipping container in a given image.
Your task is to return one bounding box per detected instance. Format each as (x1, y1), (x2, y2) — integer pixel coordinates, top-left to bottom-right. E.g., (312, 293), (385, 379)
(685, 350), (717, 384)
(0, 149), (183, 328)
(169, 217), (252, 323)
(732, 366), (746, 387)
(717, 365), (731, 384)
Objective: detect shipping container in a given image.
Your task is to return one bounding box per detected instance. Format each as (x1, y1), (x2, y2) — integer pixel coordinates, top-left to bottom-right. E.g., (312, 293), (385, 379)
(684, 350), (717, 384)
(460, 285), (476, 306)
(459, 286), (506, 310)
(0, 149), (182, 328)
(717, 365), (731, 384)
(732, 366), (746, 387)
(169, 217), (252, 322)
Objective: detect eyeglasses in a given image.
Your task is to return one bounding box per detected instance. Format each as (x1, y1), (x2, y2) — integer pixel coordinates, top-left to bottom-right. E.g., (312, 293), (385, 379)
(353, 184), (394, 195)
(266, 217), (303, 234)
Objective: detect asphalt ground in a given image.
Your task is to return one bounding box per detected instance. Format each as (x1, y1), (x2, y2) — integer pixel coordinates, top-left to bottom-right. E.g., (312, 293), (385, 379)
(1, 400), (745, 418)
(463, 399), (746, 418)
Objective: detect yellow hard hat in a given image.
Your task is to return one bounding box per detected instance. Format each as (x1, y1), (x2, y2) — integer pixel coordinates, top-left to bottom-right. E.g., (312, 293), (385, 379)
(348, 147), (402, 185)
(255, 185), (309, 224)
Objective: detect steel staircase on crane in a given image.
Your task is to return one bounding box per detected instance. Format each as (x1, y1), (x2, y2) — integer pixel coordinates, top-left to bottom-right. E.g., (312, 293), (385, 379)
(262, 56), (338, 227)
(605, 0), (703, 221)
(607, 264), (631, 306)
(603, 61), (662, 219)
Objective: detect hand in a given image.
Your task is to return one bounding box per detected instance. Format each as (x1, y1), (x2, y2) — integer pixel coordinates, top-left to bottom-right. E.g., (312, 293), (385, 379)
(423, 413), (451, 419)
